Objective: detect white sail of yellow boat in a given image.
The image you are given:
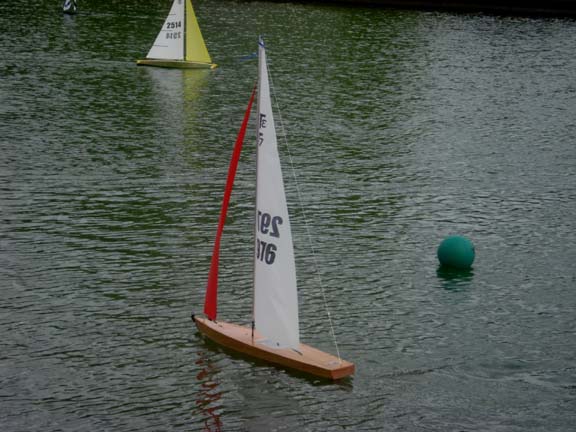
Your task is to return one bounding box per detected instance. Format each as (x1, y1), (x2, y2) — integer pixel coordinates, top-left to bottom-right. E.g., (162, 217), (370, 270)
(137, 0), (216, 69)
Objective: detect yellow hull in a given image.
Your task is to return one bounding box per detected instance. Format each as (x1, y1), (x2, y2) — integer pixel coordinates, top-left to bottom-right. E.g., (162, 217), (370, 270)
(136, 59), (217, 69)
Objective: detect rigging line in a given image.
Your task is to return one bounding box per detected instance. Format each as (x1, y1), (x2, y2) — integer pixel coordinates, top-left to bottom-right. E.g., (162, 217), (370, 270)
(267, 67), (342, 363)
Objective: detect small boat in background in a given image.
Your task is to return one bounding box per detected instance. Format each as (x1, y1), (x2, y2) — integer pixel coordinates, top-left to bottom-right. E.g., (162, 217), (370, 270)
(62, 0), (77, 15)
(137, 0), (216, 69)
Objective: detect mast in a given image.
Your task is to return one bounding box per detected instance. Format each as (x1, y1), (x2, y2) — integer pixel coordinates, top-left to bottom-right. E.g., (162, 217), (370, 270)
(251, 38), (265, 338)
(183, 0), (187, 60)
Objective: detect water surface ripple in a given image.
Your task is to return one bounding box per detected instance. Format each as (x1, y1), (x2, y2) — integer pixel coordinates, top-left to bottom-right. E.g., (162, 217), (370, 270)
(1, 1), (575, 431)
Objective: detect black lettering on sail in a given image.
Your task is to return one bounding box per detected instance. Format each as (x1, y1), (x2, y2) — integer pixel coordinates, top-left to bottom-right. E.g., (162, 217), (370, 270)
(259, 113), (267, 129)
(258, 114), (267, 146)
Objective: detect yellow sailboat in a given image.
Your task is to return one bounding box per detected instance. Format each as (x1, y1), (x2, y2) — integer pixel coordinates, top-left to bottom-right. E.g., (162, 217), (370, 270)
(137, 0), (216, 69)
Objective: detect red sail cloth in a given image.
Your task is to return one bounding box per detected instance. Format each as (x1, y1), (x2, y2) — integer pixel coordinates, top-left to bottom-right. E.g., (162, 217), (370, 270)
(204, 86), (256, 320)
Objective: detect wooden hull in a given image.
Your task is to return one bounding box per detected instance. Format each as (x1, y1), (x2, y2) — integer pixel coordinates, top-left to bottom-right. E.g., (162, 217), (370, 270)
(136, 59), (217, 69)
(194, 316), (354, 380)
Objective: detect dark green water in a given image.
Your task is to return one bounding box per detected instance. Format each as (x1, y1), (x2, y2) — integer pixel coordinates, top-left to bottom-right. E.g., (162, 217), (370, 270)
(1, 0), (576, 430)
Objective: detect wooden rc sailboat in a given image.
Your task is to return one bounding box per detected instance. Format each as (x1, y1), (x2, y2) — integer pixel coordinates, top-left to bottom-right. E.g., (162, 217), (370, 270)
(137, 0), (216, 69)
(193, 38), (354, 380)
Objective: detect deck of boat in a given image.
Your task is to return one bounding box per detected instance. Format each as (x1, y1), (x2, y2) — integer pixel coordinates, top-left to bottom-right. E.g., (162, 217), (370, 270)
(194, 316), (354, 380)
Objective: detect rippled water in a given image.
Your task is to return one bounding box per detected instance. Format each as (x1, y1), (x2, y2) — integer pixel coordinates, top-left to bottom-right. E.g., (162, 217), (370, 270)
(1, 1), (576, 430)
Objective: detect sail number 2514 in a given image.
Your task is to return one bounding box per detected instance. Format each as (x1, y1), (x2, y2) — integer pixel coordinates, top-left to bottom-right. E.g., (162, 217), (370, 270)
(165, 20), (182, 39)
(256, 211), (283, 265)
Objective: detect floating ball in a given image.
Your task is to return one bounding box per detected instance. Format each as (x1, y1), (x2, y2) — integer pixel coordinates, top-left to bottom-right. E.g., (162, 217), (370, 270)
(437, 236), (475, 269)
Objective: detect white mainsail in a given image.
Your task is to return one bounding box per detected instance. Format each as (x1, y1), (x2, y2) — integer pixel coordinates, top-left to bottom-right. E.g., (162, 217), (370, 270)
(253, 39), (300, 350)
(146, 0), (185, 60)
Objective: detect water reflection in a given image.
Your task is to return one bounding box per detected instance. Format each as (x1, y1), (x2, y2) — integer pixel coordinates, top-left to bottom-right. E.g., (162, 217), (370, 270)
(436, 266), (475, 291)
(195, 350), (223, 432)
(144, 67), (210, 115)
(2, 1), (576, 430)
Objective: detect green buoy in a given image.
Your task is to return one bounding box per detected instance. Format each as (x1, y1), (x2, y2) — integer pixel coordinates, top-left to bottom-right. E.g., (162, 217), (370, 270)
(437, 236), (475, 269)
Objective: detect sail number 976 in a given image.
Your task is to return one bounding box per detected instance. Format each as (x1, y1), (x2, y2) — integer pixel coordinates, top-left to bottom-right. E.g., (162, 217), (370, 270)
(256, 239), (276, 265)
(256, 211), (283, 265)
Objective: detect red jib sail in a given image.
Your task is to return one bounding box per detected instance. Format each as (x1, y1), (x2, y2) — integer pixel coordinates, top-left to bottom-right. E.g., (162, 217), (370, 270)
(204, 86), (256, 320)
